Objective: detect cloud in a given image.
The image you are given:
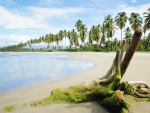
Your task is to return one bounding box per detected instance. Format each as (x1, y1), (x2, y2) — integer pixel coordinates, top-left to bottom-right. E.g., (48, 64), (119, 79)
(27, 6), (86, 20)
(131, 0), (137, 3)
(0, 4), (86, 31)
(117, 3), (150, 17)
(0, 34), (36, 46)
(0, 5), (49, 29)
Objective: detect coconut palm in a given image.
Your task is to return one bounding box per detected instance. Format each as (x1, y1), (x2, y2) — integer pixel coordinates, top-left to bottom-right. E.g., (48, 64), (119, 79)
(67, 31), (72, 48)
(143, 7), (150, 49)
(71, 29), (79, 48)
(79, 25), (88, 46)
(75, 19), (83, 32)
(89, 30), (93, 45)
(27, 40), (32, 49)
(148, 33), (150, 49)
(100, 23), (106, 46)
(103, 15), (116, 50)
(63, 29), (67, 49)
(54, 34), (60, 50)
(113, 38), (119, 51)
(90, 25), (101, 46)
(143, 24), (147, 39)
(115, 12), (128, 43)
(128, 12), (143, 30)
(58, 30), (64, 49)
(124, 27), (132, 47)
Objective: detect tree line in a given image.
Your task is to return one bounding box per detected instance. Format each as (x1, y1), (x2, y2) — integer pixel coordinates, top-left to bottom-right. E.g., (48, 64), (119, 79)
(0, 7), (150, 52)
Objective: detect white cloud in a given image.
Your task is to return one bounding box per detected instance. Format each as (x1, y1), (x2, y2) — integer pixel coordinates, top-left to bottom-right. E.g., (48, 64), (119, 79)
(117, 3), (150, 17)
(27, 6), (86, 20)
(0, 34), (36, 46)
(131, 0), (137, 3)
(0, 5), (48, 29)
(0, 5), (86, 31)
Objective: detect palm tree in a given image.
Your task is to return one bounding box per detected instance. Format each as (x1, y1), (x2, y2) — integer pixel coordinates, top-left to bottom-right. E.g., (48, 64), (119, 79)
(148, 33), (150, 49)
(58, 30), (64, 49)
(75, 19), (82, 32)
(100, 23), (106, 46)
(143, 7), (150, 49)
(124, 27), (132, 48)
(79, 25), (88, 46)
(63, 29), (67, 49)
(27, 40), (32, 49)
(113, 38), (119, 51)
(128, 12), (143, 30)
(143, 24), (147, 39)
(90, 25), (101, 46)
(69, 37), (74, 49)
(88, 30), (93, 45)
(103, 15), (116, 50)
(115, 12), (128, 43)
(67, 31), (72, 48)
(71, 29), (79, 48)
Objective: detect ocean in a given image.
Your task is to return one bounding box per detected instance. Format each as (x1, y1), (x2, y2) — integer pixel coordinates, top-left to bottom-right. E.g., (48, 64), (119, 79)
(0, 52), (94, 93)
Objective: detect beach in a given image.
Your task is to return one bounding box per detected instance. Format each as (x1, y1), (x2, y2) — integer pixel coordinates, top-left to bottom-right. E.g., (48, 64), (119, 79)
(0, 52), (150, 113)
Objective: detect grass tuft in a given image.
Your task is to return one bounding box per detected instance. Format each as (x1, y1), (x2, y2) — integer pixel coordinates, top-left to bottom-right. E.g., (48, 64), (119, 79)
(4, 105), (15, 112)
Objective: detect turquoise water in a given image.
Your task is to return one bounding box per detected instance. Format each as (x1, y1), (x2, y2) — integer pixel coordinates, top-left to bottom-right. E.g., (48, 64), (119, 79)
(0, 52), (94, 93)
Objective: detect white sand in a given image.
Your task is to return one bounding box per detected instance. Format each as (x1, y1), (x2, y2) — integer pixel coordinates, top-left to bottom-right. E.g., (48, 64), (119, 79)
(0, 52), (150, 113)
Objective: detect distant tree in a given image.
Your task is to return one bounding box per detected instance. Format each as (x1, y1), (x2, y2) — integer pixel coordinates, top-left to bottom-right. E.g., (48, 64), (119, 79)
(128, 12), (143, 30)
(100, 23), (106, 46)
(75, 19), (83, 32)
(88, 30), (93, 45)
(63, 29), (67, 49)
(124, 27), (132, 48)
(80, 25), (88, 46)
(143, 7), (150, 31)
(90, 25), (101, 46)
(104, 15), (116, 50)
(115, 12), (128, 43)
(71, 29), (79, 48)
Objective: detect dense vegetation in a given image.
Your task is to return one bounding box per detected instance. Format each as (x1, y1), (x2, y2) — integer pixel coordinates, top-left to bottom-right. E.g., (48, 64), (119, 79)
(0, 8), (150, 52)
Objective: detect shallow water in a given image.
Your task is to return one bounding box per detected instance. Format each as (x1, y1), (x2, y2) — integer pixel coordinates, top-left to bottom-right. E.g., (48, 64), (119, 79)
(0, 52), (93, 93)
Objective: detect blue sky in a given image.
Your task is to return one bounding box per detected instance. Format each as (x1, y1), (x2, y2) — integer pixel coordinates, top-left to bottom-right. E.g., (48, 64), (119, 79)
(0, 0), (150, 47)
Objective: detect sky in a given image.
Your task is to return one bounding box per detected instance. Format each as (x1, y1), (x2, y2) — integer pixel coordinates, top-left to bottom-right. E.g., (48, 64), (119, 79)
(0, 0), (150, 47)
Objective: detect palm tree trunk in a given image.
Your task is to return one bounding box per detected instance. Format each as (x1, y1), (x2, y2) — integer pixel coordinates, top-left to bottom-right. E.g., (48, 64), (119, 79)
(121, 29), (122, 46)
(65, 37), (66, 49)
(111, 38), (113, 51)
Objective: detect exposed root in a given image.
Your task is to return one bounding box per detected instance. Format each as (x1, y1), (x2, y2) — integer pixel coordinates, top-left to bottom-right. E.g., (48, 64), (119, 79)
(135, 91), (150, 99)
(127, 81), (150, 89)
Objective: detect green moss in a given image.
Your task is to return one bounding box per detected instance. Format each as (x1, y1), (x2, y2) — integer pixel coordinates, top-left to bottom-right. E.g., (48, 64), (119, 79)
(4, 105), (15, 112)
(23, 102), (29, 107)
(119, 82), (136, 95)
(121, 108), (129, 113)
(30, 83), (103, 107)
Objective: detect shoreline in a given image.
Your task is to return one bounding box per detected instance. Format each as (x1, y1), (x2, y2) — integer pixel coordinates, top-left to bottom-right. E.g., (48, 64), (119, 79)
(0, 52), (150, 113)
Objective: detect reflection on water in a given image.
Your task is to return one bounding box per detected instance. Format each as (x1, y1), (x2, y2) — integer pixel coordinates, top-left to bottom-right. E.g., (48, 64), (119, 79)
(0, 52), (93, 93)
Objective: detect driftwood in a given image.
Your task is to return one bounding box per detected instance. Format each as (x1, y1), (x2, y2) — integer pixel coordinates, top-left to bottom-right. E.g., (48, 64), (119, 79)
(81, 28), (150, 112)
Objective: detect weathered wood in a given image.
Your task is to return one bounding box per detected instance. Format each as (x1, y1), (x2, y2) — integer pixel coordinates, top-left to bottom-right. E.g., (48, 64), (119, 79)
(100, 40), (126, 80)
(121, 28), (142, 77)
